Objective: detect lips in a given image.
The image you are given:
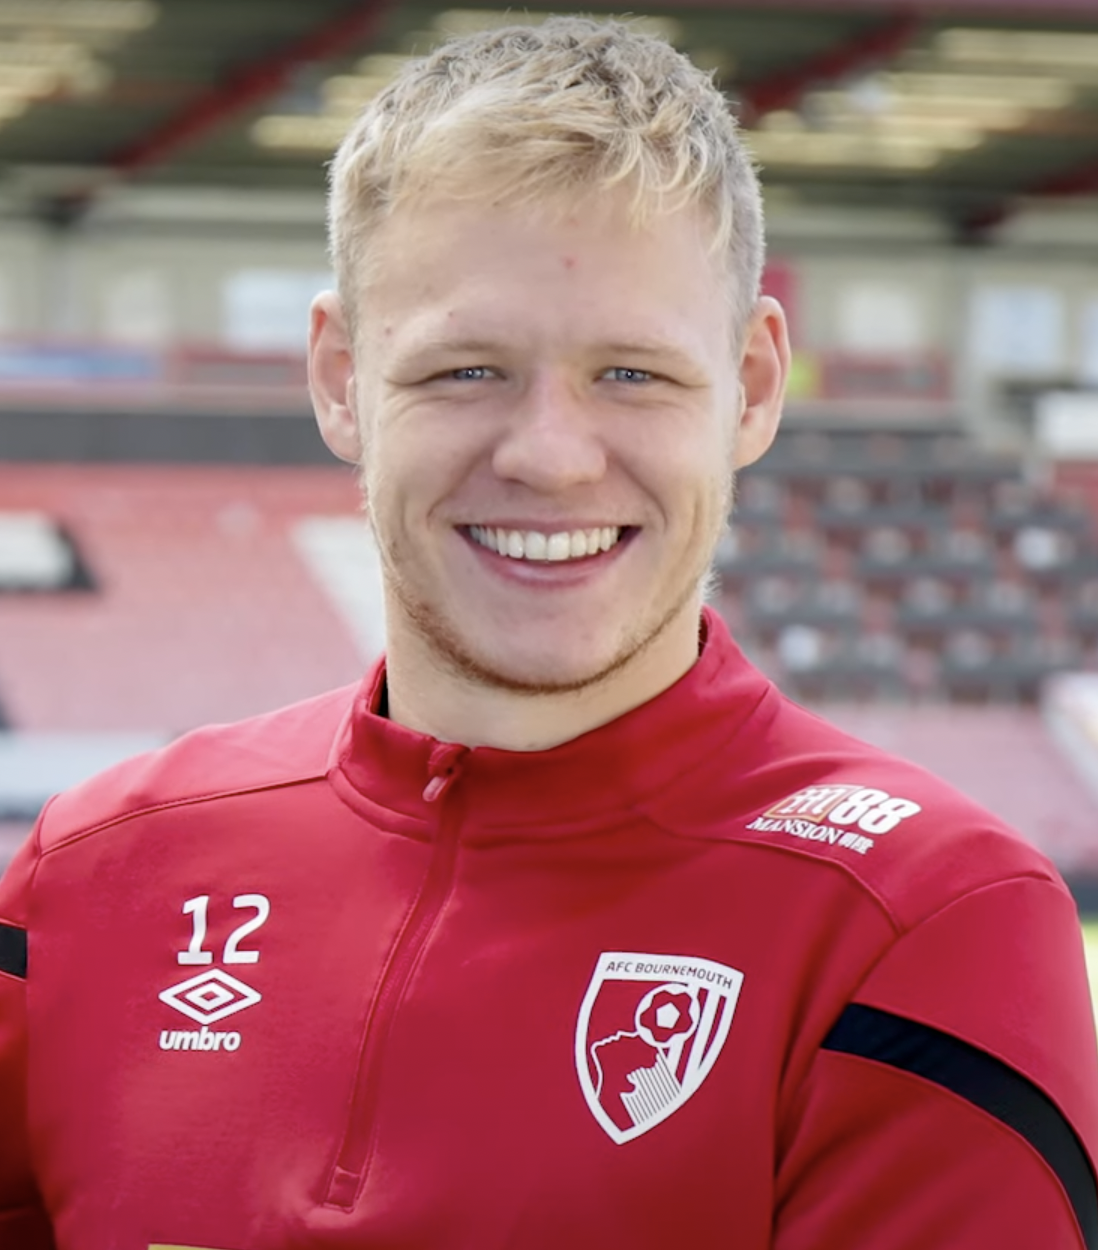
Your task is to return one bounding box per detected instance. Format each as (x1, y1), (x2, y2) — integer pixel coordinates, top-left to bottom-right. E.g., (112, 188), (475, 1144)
(467, 525), (623, 562)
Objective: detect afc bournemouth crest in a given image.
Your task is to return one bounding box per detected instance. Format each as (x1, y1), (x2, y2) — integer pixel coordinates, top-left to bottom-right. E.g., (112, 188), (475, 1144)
(575, 951), (744, 1144)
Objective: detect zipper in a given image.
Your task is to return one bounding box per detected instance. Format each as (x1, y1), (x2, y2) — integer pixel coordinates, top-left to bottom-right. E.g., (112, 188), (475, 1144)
(323, 742), (469, 1209)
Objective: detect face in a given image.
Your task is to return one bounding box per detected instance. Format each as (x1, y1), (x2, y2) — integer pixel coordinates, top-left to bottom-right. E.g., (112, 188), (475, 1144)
(311, 191), (787, 704)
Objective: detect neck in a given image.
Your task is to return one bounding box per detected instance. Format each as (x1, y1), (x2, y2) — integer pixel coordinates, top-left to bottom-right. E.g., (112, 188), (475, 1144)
(383, 604), (704, 751)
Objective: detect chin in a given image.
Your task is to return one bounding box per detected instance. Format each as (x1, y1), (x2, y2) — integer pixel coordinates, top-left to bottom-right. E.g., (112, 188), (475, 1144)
(418, 611), (636, 696)
(451, 641), (625, 696)
(397, 582), (683, 698)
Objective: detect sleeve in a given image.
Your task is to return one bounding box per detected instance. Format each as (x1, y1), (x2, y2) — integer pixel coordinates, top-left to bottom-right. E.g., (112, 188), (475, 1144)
(0, 828), (57, 1248)
(773, 875), (1098, 1250)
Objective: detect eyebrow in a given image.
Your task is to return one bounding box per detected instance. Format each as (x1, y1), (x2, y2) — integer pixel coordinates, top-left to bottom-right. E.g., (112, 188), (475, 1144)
(387, 328), (714, 389)
(596, 341), (704, 369)
(398, 336), (703, 368)
(394, 336), (506, 360)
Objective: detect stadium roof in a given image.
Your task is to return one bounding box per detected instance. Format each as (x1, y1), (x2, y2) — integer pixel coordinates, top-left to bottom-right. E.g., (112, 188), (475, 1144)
(0, 0), (1096, 240)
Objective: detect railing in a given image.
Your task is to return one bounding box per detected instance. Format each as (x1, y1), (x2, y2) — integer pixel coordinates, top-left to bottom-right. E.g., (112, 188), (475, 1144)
(0, 339), (310, 414)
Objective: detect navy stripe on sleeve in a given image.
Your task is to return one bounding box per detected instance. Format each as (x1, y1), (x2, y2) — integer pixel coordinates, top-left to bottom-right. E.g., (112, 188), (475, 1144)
(0, 922), (27, 979)
(823, 1002), (1098, 1249)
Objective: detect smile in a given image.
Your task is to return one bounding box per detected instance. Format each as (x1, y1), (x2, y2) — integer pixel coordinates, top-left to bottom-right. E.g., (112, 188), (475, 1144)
(467, 525), (623, 562)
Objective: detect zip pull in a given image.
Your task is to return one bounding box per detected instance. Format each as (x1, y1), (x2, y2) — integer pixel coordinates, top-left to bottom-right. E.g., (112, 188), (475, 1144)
(422, 742), (468, 803)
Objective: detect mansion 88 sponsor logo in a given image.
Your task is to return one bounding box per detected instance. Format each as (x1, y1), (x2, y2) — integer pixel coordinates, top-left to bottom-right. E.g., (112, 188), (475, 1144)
(746, 784), (922, 856)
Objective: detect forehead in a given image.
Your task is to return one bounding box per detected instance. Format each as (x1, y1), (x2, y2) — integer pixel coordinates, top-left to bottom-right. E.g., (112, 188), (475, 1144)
(357, 191), (733, 350)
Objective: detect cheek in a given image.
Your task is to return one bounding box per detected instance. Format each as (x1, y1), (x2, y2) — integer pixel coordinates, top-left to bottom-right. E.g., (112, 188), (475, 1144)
(638, 421), (731, 508)
(671, 439), (735, 543)
(361, 420), (460, 534)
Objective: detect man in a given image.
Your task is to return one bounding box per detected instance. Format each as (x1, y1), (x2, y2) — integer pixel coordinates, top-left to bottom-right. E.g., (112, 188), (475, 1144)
(1, 16), (1096, 1248)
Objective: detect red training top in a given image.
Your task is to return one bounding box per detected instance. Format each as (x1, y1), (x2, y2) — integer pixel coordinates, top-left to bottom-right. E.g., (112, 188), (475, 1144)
(1, 608), (1096, 1248)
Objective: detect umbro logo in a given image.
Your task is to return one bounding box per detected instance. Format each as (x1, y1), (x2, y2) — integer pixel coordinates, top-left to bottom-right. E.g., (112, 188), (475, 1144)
(159, 969), (261, 1025)
(157, 969), (261, 1053)
(159, 893), (270, 1055)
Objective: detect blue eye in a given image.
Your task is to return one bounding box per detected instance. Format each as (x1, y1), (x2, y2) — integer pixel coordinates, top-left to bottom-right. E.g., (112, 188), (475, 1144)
(451, 366), (491, 381)
(607, 367), (652, 384)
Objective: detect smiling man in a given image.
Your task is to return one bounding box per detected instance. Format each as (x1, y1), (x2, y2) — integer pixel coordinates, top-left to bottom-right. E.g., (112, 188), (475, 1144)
(2, 16), (1098, 1250)
(309, 186), (786, 746)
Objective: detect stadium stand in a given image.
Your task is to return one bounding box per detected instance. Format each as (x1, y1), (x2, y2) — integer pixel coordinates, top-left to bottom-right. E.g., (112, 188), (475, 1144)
(0, 463), (368, 734)
(0, 512), (95, 594)
(721, 426), (1098, 707)
(0, 823), (27, 871)
(824, 702), (1098, 877)
(1, 0), (1098, 908)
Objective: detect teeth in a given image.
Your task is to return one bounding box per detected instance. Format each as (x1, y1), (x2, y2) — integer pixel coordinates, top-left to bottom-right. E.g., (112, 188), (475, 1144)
(469, 525), (622, 562)
(546, 532), (571, 562)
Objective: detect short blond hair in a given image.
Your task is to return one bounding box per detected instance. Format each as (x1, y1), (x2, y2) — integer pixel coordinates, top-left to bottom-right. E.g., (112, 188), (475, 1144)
(328, 16), (765, 341)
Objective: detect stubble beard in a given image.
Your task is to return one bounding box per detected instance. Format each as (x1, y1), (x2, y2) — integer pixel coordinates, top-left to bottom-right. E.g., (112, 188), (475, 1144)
(370, 475), (735, 700)
(389, 552), (701, 697)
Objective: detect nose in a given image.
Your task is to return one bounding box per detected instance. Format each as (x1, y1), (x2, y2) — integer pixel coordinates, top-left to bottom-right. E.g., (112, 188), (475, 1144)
(490, 374), (607, 492)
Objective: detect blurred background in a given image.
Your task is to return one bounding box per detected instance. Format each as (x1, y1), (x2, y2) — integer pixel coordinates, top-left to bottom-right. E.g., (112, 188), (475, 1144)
(1, 0), (1098, 974)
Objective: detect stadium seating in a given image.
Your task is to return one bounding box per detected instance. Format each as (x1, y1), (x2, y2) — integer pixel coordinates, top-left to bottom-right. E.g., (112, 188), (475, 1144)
(824, 702), (1098, 873)
(0, 464), (367, 733)
(722, 426), (1097, 704)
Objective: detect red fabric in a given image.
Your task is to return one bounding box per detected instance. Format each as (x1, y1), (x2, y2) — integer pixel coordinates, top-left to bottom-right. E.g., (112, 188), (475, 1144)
(776, 1054), (1085, 1249)
(854, 875), (1098, 1162)
(0, 609), (1094, 1248)
(0, 1208), (54, 1249)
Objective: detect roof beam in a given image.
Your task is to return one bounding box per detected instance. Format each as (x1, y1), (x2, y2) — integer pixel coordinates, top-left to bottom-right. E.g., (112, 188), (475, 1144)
(32, 0), (389, 227)
(110, 0), (393, 176)
(679, 0), (1098, 13)
(738, 13), (921, 120)
(38, 0), (393, 225)
(960, 156), (1098, 238)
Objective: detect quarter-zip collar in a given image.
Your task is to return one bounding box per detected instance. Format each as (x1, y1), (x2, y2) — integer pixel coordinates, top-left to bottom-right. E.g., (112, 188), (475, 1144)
(329, 607), (776, 835)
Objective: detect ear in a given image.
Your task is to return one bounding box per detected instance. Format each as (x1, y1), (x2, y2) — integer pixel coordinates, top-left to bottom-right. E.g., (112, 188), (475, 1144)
(733, 295), (790, 470)
(308, 290), (362, 464)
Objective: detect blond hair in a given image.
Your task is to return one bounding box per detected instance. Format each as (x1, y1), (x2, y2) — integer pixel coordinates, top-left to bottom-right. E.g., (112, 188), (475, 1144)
(328, 16), (764, 341)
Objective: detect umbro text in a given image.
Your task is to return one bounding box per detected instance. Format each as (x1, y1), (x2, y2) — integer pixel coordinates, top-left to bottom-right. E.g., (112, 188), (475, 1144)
(159, 1025), (242, 1052)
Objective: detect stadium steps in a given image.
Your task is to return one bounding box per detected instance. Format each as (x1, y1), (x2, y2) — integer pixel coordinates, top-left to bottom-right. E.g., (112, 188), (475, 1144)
(0, 464), (367, 732)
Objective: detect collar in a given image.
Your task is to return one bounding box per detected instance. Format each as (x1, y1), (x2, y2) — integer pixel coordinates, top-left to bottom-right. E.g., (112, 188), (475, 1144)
(328, 607), (776, 835)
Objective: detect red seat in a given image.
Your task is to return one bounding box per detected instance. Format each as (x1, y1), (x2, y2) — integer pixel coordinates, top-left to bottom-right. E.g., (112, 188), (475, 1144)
(0, 464), (366, 732)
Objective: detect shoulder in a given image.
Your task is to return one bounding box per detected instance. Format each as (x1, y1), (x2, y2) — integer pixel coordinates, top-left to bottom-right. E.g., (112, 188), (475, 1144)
(36, 683), (360, 854)
(667, 686), (1065, 930)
